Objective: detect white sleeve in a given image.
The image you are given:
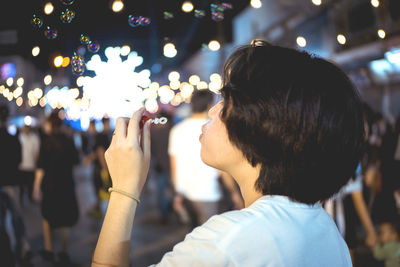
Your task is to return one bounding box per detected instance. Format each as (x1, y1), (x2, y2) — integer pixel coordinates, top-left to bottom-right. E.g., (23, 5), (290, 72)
(150, 216), (232, 267)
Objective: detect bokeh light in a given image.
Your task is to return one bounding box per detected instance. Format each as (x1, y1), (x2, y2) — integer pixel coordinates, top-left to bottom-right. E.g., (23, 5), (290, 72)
(44, 2), (54, 15)
(112, 0), (124, 12)
(182, 1), (194, 13)
(337, 34), (346, 45)
(312, 0), (321, 6)
(208, 40), (220, 51)
(378, 29), (386, 39)
(44, 75), (52, 85)
(250, 0), (262, 9)
(371, 0), (379, 8)
(296, 36), (307, 47)
(54, 56), (63, 67)
(32, 46), (40, 57)
(16, 77), (24, 87)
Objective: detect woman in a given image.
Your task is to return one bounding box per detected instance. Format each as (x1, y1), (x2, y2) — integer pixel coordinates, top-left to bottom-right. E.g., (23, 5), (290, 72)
(33, 111), (79, 263)
(93, 40), (365, 266)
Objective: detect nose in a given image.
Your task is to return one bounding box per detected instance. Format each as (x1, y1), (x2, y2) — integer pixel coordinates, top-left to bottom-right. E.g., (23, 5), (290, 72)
(208, 101), (222, 119)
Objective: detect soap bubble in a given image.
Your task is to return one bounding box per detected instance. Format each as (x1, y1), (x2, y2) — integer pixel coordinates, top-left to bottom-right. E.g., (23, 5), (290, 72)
(221, 3), (233, 10)
(194, 9), (205, 18)
(163, 12), (174, 20)
(80, 34), (90, 45)
(210, 3), (225, 13)
(128, 15), (151, 27)
(71, 53), (86, 75)
(87, 41), (100, 53)
(30, 14), (43, 29)
(211, 12), (224, 22)
(140, 16), (151, 25)
(60, 8), (75, 23)
(60, 0), (74, 5)
(128, 15), (141, 27)
(44, 26), (58, 39)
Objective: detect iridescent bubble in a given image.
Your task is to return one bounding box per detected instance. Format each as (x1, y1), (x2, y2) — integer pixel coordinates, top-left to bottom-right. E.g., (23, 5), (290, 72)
(61, 0), (74, 5)
(128, 15), (141, 27)
(60, 8), (75, 23)
(80, 34), (90, 45)
(87, 41), (100, 53)
(210, 3), (224, 13)
(140, 16), (151, 26)
(194, 9), (205, 18)
(30, 14), (43, 29)
(163, 12), (174, 20)
(221, 3), (233, 10)
(44, 26), (58, 39)
(71, 53), (86, 75)
(128, 15), (151, 27)
(211, 11), (224, 22)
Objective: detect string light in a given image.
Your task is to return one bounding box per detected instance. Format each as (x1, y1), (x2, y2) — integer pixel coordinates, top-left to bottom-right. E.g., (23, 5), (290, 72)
(44, 2), (54, 15)
(250, 0), (262, 9)
(337, 34), (346, 45)
(296, 36), (307, 47)
(311, 0), (321, 6)
(371, 0), (379, 8)
(182, 1), (194, 13)
(208, 40), (220, 51)
(112, 0), (124, 12)
(32, 46), (40, 57)
(378, 29), (386, 39)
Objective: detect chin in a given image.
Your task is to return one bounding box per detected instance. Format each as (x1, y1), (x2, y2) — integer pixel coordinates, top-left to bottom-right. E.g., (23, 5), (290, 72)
(200, 147), (223, 171)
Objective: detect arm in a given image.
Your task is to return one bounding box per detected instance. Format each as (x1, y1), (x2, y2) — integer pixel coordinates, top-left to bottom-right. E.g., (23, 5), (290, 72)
(351, 190), (377, 247)
(169, 155), (177, 190)
(33, 168), (44, 201)
(92, 108), (151, 267)
(169, 155), (184, 212)
(219, 171), (244, 209)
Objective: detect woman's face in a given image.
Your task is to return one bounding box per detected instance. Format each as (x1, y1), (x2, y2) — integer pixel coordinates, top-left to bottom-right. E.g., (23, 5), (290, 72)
(200, 100), (243, 171)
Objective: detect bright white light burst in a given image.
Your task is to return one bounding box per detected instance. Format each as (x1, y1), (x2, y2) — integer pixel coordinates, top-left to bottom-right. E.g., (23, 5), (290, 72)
(82, 46), (151, 119)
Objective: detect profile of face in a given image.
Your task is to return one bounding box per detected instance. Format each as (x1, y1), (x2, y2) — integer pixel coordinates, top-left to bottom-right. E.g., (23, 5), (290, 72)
(379, 223), (398, 244)
(199, 100), (244, 171)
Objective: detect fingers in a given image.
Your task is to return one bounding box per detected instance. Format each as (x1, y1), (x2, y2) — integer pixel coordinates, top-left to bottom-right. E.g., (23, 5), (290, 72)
(114, 117), (127, 143)
(127, 107), (145, 146)
(142, 120), (151, 160)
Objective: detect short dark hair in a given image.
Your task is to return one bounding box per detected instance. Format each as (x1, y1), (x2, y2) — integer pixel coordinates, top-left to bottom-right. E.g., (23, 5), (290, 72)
(191, 90), (214, 113)
(0, 104), (10, 123)
(220, 40), (365, 204)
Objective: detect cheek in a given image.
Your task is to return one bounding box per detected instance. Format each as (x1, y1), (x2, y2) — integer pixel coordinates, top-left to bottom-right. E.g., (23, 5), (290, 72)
(200, 120), (236, 169)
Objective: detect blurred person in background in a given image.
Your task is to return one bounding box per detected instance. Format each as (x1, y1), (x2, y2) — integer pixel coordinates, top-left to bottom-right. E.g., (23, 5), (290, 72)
(149, 110), (173, 224)
(18, 124), (40, 205)
(33, 111), (79, 263)
(373, 220), (400, 267)
(85, 117), (113, 218)
(82, 120), (103, 219)
(0, 105), (33, 266)
(168, 90), (243, 230)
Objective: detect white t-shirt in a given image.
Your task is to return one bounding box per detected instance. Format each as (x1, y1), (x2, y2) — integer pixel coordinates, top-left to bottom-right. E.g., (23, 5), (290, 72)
(19, 132), (40, 171)
(153, 195), (352, 267)
(168, 117), (221, 202)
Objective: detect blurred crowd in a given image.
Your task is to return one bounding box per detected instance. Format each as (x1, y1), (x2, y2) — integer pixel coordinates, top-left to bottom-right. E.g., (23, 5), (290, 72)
(1, 90), (400, 267)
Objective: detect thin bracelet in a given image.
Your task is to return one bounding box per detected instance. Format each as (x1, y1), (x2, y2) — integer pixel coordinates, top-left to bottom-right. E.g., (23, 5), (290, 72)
(108, 187), (140, 204)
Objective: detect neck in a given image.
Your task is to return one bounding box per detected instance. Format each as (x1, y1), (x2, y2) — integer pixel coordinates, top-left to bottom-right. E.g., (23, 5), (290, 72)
(228, 161), (263, 207)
